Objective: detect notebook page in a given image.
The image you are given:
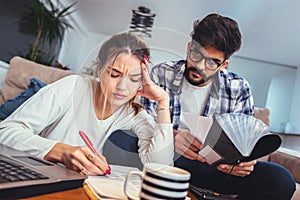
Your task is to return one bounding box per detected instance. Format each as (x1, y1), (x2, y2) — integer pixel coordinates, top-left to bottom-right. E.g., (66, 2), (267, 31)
(85, 165), (141, 199)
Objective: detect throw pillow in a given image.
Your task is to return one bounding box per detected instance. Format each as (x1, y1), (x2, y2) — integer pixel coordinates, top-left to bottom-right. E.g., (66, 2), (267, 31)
(0, 78), (47, 120)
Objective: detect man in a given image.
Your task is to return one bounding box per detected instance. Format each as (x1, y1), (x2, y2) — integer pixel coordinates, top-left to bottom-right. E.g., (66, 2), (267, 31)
(141, 13), (295, 200)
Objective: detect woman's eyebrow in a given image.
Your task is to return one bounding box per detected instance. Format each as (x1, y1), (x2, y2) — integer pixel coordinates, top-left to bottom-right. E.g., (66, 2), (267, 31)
(109, 66), (141, 76)
(129, 72), (142, 77)
(109, 67), (121, 74)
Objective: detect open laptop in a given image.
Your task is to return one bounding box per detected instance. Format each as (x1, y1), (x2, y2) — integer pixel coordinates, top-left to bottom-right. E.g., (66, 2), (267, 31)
(0, 144), (87, 199)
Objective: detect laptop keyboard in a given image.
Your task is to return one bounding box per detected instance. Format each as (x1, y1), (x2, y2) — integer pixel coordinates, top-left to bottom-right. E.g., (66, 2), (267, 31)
(0, 158), (49, 183)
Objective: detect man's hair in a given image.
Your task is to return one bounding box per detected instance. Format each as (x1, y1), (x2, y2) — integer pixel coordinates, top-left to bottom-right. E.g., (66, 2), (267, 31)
(190, 13), (242, 59)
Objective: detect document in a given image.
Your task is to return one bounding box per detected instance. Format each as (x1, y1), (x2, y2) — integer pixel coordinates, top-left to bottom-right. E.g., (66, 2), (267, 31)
(179, 112), (213, 143)
(84, 165), (141, 199)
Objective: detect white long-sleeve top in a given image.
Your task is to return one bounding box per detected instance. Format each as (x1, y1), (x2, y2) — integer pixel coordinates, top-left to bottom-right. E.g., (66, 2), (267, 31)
(0, 75), (174, 165)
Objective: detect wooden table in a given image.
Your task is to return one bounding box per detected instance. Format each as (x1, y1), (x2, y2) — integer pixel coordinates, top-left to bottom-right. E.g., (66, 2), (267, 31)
(22, 187), (197, 200)
(21, 187), (90, 200)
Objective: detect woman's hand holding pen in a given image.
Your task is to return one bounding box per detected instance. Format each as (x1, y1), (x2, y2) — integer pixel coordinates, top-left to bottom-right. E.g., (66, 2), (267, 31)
(44, 142), (110, 176)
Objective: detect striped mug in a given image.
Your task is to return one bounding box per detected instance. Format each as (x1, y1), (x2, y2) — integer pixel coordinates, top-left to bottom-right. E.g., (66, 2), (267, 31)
(124, 163), (191, 200)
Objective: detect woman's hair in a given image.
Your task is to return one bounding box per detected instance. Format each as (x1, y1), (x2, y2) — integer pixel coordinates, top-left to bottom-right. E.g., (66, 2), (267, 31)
(94, 32), (150, 115)
(190, 13), (242, 59)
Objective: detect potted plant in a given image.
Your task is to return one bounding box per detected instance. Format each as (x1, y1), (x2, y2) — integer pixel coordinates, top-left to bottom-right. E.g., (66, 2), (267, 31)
(18, 0), (76, 66)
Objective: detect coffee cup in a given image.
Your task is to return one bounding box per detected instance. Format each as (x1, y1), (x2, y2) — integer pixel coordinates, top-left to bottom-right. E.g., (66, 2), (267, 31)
(124, 162), (191, 200)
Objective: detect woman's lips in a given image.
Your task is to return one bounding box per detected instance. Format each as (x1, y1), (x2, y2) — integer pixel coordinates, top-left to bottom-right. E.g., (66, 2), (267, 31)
(113, 93), (126, 99)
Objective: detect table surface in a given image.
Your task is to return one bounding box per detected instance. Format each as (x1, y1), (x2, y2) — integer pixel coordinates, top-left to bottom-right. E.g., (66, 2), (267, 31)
(21, 186), (197, 200)
(21, 187), (90, 200)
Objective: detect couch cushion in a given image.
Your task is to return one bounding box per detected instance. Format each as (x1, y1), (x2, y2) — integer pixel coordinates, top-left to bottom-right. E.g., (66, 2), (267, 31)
(254, 107), (270, 126)
(0, 78), (46, 120)
(0, 56), (74, 105)
(269, 147), (300, 183)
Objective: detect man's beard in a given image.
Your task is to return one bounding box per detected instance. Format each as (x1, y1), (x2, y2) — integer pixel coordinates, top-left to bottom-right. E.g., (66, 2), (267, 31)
(183, 66), (217, 86)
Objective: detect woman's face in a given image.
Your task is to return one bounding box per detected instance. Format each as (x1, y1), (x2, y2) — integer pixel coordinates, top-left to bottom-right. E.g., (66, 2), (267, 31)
(100, 53), (143, 109)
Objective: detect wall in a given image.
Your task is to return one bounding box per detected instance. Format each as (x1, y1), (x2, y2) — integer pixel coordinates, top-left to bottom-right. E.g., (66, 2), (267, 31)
(228, 57), (297, 133)
(0, 0), (62, 66)
(0, 0), (35, 63)
(289, 67), (300, 134)
(266, 71), (296, 133)
(58, 30), (99, 71)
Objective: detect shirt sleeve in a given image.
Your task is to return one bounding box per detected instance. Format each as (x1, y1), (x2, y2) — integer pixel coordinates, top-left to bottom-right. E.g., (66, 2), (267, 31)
(0, 75), (78, 158)
(132, 110), (174, 166)
(233, 78), (255, 115)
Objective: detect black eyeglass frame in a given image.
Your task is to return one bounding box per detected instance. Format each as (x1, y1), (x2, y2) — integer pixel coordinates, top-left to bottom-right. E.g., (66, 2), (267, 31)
(188, 48), (226, 71)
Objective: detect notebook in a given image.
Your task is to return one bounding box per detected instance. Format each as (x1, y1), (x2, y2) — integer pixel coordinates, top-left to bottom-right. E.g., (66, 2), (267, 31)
(84, 165), (141, 199)
(0, 144), (87, 199)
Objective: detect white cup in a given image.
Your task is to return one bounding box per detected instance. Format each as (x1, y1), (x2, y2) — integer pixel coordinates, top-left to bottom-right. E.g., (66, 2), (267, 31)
(124, 163), (191, 200)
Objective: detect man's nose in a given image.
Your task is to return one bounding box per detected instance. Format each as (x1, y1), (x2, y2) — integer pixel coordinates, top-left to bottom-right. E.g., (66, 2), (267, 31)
(195, 58), (206, 70)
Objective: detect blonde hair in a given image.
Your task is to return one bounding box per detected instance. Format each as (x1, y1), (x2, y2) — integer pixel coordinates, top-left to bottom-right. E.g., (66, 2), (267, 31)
(93, 32), (150, 116)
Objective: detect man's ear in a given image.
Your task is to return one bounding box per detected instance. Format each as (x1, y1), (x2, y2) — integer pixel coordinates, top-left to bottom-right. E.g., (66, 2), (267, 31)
(220, 60), (229, 70)
(186, 41), (192, 53)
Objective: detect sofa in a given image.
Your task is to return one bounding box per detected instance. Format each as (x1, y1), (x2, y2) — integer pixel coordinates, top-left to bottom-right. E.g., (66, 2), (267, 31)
(0, 56), (73, 105)
(0, 56), (299, 199)
(247, 108), (299, 200)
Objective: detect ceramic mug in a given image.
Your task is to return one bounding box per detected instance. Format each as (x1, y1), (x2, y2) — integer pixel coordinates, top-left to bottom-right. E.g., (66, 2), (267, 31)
(124, 163), (191, 200)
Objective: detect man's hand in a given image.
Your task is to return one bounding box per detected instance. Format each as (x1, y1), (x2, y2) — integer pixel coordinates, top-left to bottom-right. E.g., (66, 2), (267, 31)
(174, 130), (206, 162)
(217, 160), (257, 177)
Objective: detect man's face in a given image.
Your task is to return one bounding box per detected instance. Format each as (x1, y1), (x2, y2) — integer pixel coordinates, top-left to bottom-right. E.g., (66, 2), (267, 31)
(184, 42), (228, 87)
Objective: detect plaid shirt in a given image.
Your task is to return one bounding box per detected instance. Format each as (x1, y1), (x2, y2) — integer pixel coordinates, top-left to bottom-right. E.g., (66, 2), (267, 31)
(140, 60), (254, 130)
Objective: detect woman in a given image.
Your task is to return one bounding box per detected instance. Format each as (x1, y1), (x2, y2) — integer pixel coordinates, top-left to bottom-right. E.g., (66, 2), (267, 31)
(0, 32), (173, 175)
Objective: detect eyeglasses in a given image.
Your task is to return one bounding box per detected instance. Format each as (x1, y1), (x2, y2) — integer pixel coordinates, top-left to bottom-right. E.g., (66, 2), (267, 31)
(188, 48), (225, 71)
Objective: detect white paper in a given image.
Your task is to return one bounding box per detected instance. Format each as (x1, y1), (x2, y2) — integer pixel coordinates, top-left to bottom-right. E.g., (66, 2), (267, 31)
(198, 145), (223, 165)
(179, 112), (213, 143)
(215, 113), (270, 156)
(85, 165), (141, 199)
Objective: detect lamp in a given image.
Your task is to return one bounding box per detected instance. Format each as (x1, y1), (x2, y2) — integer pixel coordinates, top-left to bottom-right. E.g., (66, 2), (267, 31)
(129, 6), (156, 38)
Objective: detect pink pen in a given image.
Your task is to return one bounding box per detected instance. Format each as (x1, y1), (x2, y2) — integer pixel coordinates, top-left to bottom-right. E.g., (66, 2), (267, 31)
(79, 130), (98, 155)
(79, 131), (111, 174)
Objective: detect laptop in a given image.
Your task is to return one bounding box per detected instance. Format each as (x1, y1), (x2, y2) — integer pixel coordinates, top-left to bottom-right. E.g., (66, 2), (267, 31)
(0, 144), (87, 199)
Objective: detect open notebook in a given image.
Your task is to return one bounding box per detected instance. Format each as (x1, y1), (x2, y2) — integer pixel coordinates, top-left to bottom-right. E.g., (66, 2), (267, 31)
(84, 165), (141, 199)
(0, 144), (86, 199)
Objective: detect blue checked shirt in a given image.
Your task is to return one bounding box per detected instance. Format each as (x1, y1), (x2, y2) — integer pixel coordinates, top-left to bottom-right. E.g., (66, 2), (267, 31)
(140, 60), (254, 130)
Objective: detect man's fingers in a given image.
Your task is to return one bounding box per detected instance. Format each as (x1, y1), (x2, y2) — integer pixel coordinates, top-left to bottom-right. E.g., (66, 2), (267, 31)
(217, 162), (255, 177)
(174, 130), (206, 162)
(176, 144), (198, 160)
